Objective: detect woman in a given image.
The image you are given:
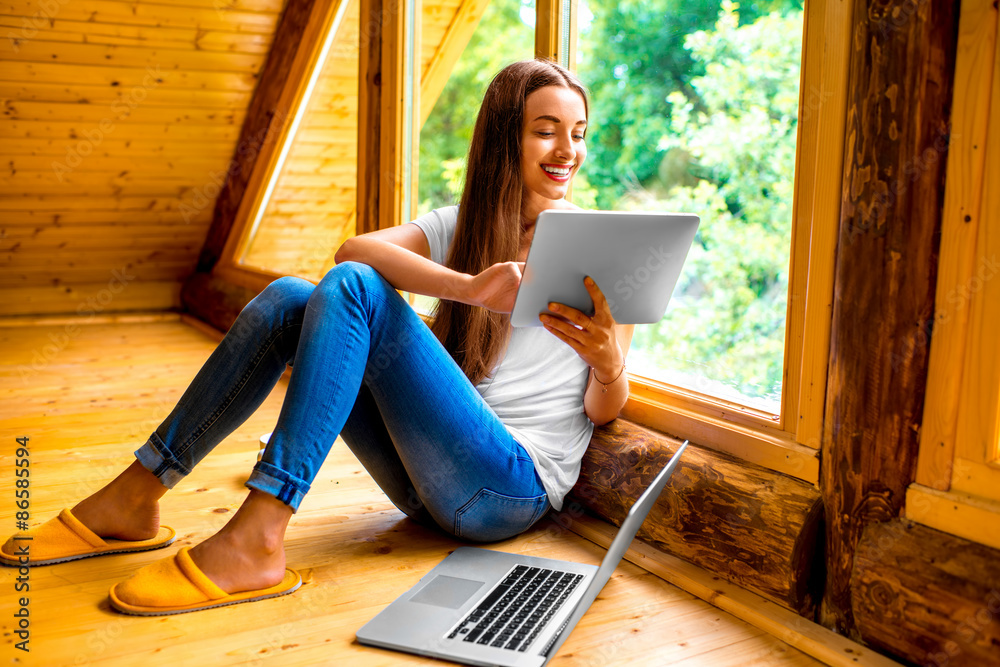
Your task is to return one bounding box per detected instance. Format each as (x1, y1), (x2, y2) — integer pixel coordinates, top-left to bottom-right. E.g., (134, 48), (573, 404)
(1, 59), (633, 615)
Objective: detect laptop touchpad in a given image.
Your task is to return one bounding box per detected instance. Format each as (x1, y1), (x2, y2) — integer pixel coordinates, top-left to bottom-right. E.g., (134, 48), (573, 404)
(409, 575), (484, 609)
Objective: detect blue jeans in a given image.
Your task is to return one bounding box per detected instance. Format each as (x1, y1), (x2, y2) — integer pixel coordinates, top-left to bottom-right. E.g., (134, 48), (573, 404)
(135, 262), (550, 542)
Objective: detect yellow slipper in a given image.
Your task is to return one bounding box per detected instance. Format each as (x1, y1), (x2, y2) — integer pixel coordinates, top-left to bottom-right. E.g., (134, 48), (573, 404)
(109, 546), (302, 616)
(0, 509), (176, 567)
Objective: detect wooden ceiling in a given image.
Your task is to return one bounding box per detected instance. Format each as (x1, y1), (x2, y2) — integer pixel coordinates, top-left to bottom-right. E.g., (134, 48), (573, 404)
(0, 0), (484, 316)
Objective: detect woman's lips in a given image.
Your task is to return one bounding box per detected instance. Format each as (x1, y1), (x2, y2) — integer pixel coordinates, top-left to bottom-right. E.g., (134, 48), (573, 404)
(541, 164), (573, 182)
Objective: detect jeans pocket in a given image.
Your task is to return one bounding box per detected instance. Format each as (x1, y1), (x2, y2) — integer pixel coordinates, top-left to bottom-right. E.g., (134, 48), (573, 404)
(454, 488), (550, 543)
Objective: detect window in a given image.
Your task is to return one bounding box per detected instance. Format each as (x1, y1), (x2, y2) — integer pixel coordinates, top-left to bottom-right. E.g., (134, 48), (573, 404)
(222, 0), (495, 284)
(573, 0), (803, 414)
(910, 0), (1000, 549)
(562, 0), (852, 482)
(418, 0), (535, 215)
(214, 0), (854, 483)
(411, 1), (848, 483)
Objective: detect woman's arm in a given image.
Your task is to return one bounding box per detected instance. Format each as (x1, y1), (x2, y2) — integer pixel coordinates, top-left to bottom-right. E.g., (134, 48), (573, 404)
(539, 278), (635, 426)
(335, 226), (468, 302)
(582, 323), (634, 426)
(335, 225), (525, 313)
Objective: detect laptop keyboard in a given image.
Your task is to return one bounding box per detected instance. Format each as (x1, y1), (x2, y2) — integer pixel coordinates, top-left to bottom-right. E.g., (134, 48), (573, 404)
(446, 565), (584, 652)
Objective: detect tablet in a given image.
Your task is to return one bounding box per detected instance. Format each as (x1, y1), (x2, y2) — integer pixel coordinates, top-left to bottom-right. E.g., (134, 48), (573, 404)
(510, 210), (700, 327)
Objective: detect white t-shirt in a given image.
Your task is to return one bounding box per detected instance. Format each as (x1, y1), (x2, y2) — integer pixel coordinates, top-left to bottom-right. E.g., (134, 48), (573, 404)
(411, 206), (595, 511)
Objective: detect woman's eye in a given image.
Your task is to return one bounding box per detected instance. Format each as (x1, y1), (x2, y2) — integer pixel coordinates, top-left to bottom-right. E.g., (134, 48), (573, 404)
(573, 134), (585, 140)
(537, 131), (553, 137)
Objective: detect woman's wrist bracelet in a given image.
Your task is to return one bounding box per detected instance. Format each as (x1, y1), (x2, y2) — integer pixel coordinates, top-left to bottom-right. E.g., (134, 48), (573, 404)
(593, 361), (626, 393)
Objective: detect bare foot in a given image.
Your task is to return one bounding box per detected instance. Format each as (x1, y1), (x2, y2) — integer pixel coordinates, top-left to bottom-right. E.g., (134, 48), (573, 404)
(72, 461), (167, 541)
(189, 529), (287, 594)
(188, 490), (292, 595)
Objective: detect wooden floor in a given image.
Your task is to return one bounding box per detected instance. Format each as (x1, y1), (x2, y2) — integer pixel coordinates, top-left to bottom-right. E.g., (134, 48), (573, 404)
(0, 317), (841, 666)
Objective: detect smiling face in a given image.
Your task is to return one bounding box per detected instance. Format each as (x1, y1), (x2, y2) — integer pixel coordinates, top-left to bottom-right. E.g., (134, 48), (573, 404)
(520, 84), (588, 221)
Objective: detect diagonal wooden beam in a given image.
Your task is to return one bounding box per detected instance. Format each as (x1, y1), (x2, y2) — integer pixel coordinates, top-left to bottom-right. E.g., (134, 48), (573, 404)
(195, 0), (321, 273)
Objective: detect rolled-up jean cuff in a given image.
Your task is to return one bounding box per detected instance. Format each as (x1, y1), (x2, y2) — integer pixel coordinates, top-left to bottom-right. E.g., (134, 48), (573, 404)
(246, 461), (310, 512)
(134, 433), (189, 489)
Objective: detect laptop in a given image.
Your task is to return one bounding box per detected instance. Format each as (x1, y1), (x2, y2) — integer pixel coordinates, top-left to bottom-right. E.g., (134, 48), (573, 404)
(510, 210), (699, 328)
(356, 440), (689, 666)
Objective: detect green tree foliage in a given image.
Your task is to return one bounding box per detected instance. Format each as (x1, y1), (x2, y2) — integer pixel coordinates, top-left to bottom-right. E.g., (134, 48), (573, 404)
(575, 0), (718, 209)
(575, 0), (801, 210)
(616, 2), (804, 408)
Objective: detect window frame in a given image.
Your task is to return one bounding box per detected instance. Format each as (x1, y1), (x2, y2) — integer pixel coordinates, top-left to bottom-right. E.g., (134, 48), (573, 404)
(908, 0), (1000, 550)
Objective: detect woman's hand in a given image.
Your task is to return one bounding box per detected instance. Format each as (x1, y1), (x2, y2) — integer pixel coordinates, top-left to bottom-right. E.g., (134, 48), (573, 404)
(539, 276), (623, 377)
(466, 262), (526, 313)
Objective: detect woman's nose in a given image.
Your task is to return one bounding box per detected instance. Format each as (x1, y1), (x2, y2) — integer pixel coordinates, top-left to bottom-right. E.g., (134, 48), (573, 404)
(554, 132), (575, 160)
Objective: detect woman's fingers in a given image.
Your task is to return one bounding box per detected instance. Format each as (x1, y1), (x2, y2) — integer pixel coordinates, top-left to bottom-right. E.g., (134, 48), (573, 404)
(540, 312), (586, 352)
(584, 276), (613, 323)
(493, 262), (523, 312)
(543, 303), (590, 336)
(470, 261), (523, 313)
(540, 309), (579, 335)
(540, 277), (623, 368)
(545, 277), (613, 330)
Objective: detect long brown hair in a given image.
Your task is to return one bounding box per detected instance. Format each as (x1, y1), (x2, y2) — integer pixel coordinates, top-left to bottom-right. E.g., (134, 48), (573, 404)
(430, 59), (589, 385)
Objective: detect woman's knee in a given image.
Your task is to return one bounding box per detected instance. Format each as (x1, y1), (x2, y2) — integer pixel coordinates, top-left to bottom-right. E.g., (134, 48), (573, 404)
(321, 261), (384, 288)
(223, 277), (312, 358)
(244, 276), (313, 322)
(312, 261), (392, 306)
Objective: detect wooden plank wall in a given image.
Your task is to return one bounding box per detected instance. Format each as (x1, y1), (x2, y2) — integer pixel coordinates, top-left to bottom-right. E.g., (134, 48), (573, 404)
(0, 0), (288, 315)
(0, 0), (469, 309)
